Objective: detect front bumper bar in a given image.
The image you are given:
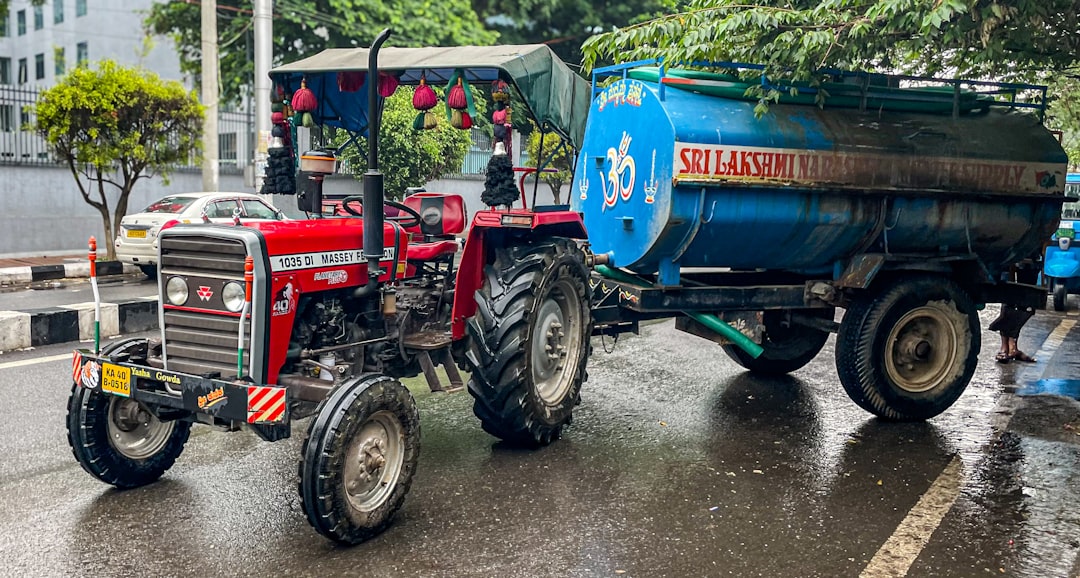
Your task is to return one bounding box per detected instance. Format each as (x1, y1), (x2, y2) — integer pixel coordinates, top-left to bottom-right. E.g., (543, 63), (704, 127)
(72, 349), (289, 425)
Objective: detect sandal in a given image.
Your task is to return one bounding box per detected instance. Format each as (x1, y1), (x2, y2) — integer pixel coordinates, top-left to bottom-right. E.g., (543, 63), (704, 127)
(995, 351), (1012, 364)
(1011, 351), (1036, 363)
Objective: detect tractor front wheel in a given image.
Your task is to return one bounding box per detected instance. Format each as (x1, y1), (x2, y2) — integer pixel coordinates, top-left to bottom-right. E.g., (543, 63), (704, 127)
(299, 374), (420, 545)
(466, 237), (592, 446)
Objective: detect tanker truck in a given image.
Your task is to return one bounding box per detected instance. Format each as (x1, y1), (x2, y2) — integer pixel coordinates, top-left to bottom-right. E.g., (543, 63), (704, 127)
(65, 38), (1065, 544)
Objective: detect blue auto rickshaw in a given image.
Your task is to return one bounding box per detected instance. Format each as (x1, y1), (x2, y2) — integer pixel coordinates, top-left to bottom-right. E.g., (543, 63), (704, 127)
(1045, 173), (1080, 311)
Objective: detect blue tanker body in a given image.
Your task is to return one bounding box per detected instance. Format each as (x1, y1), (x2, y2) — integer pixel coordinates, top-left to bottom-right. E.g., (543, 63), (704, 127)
(571, 78), (1066, 285)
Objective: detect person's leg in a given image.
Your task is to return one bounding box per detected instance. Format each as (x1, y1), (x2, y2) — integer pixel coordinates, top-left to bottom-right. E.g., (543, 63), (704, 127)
(996, 332), (1012, 363)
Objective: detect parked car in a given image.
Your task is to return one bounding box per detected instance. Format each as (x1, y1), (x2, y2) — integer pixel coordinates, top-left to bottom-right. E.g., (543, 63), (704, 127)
(116, 192), (287, 276)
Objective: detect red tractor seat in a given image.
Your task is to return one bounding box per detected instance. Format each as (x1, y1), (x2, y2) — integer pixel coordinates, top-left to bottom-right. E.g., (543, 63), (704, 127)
(402, 193), (467, 261)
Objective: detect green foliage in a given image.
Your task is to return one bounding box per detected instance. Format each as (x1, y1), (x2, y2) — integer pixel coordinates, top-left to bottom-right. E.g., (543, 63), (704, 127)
(525, 126), (573, 204)
(472, 0), (676, 65)
(145, 0), (498, 102)
(1048, 76), (1080, 170)
(35, 60), (204, 259)
(0, 0), (43, 17)
(335, 87), (472, 199)
(581, 0), (1080, 86)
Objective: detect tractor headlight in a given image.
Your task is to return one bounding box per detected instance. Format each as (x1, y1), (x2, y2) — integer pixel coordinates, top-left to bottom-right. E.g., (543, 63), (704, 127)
(166, 276), (189, 306)
(222, 281), (245, 312)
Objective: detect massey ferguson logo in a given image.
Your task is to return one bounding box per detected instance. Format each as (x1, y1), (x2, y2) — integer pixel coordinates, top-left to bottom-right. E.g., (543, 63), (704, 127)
(197, 286), (214, 301)
(272, 282), (297, 317)
(313, 270), (348, 285)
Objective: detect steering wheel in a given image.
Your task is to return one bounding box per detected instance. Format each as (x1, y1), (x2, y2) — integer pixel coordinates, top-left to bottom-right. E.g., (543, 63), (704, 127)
(340, 195), (421, 229)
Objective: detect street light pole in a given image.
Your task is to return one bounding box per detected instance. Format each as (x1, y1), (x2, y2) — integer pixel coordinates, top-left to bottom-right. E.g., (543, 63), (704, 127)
(201, 0), (219, 192)
(253, 0), (272, 192)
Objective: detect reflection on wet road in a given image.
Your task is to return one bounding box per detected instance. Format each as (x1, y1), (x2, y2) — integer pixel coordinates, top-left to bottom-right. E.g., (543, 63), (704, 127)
(0, 305), (1077, 577)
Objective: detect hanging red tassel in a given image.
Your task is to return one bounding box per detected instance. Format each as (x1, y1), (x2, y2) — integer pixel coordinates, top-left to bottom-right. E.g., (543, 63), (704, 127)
(460, 112), (472, 130)
(413, 77), (438, 111)
(337, 71), (365, 92)
(448, 78), (467, 110)
(378, 72), (399, 98)
(271, 111), (285, 124)
(291, 79), (317, 112)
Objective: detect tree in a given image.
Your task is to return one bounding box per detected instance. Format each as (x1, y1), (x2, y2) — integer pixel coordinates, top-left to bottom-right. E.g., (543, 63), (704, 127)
(35, 61), (204, 260)
(524, 126), (573, 204)
(145, 0), (497, 103)
(582, 1), (1080, 86)
(1048, 76), (1080, 170)
(334, 87), (472, 199)
(0, 0), (42, 18)
(471, 0), (676, 65)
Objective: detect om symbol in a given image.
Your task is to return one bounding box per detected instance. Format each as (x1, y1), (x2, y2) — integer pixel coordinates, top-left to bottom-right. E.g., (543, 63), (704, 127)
(601, 132), (635, 211)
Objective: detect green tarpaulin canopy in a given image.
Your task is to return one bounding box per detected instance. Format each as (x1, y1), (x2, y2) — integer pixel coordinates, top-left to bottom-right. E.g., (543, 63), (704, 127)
(269, 44), (590, 149)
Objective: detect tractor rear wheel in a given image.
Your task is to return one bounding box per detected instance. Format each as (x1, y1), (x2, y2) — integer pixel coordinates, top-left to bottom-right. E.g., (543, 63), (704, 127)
(835, 275), (979, 421)
(722, 309), (833, 375)
(466, 237), (591, 446)
(299, 374), (420, 545)
(67, 338), (191, 488)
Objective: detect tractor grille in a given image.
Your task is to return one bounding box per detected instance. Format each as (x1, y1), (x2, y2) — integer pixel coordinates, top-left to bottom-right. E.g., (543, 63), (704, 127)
(160, 235), (253, 378)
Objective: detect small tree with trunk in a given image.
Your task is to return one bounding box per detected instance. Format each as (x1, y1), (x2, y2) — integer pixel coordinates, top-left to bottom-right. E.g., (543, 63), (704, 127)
(525, 127), (573, 204)
(35, 60), (203, 259)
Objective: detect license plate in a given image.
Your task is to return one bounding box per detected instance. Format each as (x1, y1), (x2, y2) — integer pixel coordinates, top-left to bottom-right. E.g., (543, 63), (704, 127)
(101, 363), (131, 397)
(126, 229), (147, 239)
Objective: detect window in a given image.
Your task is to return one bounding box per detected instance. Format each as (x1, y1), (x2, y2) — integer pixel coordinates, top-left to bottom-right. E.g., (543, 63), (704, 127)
(76, 0), (86, 17)
(34, 53), (44, 80)
(142, 196), (198, 214)
(54, 47), (65, 76)
(206, 200), (241, 219)
(16, 9), (25, 35)
(33, 5), (42, 30)
(54, 0), (64, 24)
(0, 58), (9, 84)
(218, 133), (237, 162)
(76, 41), (88, 66)
(17, 58), (27, 84)
(0, 12), (8, 37)
(0, 105), (12, 132)
(242, 199), (279, 220)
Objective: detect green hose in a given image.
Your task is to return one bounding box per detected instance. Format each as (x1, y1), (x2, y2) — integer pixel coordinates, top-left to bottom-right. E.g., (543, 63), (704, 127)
(595, 265), (764, 359)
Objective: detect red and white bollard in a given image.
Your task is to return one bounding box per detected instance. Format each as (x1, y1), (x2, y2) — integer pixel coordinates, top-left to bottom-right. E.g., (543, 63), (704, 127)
(88, 237), (100, 354)
(237, 256), (254, 378)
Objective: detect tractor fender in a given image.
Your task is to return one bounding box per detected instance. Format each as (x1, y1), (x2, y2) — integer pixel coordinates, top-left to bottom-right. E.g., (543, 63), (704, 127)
(450, 209), (587, 340)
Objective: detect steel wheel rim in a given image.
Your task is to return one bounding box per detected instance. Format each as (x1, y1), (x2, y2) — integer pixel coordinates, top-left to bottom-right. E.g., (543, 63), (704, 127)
(106, 397), (175, 460)
(530, 279), (583, 405)
(343, 410), (405, 513)
(884, 303), (959, 393)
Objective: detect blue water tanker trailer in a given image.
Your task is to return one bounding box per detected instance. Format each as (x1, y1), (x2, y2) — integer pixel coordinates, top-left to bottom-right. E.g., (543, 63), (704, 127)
(569, 63), (1066, 421)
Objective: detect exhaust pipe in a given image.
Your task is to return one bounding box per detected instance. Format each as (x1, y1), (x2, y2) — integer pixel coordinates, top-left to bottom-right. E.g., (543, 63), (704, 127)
(355, 27), (393, 300)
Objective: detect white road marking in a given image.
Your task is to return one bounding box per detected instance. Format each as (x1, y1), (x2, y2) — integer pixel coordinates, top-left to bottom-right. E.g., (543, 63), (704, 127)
(860, 457), (963, 578)
(862, 316), (1076, 577)
(0, 353), (72, 370)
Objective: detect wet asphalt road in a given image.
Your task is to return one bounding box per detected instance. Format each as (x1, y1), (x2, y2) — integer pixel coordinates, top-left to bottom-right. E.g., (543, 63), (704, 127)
(0, 307), (1078, 577)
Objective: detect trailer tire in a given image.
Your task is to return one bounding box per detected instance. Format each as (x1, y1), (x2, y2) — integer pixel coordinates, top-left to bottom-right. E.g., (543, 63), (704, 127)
(466, 237), (591, 446)
(1053, 279), (1068, 312)
(299, 374), (419, 545)
(67, 338), (191, 488)
(722, 309), (832, 375)
(835, 276), (979, 421)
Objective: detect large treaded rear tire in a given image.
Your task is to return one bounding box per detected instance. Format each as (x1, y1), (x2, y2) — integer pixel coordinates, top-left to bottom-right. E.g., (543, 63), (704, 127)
(722, 309), (833, 375)
(299, 374), (420, 545)
(835, 275), (979, 421)
(67, 338), (191, 488)
(465, 237), (592, 446)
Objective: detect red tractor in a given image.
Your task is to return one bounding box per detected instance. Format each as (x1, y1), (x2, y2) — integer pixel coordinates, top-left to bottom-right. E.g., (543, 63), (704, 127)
(68, 32), (593, 544)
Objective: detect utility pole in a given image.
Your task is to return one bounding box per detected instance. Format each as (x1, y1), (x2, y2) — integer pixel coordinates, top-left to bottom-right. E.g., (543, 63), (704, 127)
(201, 0), (219, 191)
(253, 0), (272, 192)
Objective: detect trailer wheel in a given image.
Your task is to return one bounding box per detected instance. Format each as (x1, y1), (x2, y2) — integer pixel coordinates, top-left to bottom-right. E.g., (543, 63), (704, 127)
(1053, 279), (1068, 312)
(466, 237), (591, 446)
(299, 374), (419, 545)
(722, 309), (833, 375)
(835, 276), (979, 421)
(67, 338), (191, 488)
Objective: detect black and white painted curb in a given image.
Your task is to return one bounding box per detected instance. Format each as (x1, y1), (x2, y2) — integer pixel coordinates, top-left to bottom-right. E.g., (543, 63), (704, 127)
(0, 298), (158, 351)
(0, 261), (139, 286)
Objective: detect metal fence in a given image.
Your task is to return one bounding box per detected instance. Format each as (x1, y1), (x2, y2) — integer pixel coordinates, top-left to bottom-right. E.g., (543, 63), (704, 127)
(0, 83), (252, 173)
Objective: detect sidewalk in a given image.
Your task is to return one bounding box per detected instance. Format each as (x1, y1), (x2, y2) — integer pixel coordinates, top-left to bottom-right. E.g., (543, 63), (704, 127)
(0, 252), (139, 286)
(0, 254), (154, 352)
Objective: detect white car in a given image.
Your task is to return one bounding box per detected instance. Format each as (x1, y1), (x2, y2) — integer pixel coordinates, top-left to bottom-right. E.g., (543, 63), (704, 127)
(116, 192), (287, 276)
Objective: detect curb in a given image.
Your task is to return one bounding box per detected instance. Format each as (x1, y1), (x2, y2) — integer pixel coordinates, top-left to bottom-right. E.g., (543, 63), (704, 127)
(0, 261), (140, 286)
(0, 297), (158, 352)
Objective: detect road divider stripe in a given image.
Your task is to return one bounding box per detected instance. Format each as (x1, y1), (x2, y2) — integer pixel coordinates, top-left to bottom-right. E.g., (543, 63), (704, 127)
(0, 353), (73, 370)
(0, 297), (159, 353)
(860, 457), (963, 578)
